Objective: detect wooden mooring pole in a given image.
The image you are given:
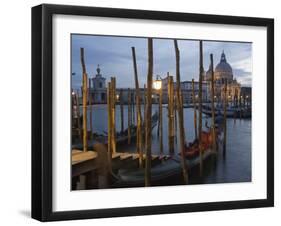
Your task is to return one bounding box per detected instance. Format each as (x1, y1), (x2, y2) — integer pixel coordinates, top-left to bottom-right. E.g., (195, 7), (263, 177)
(145, 38), (153, 187)
(131, 46), (143, 167)
(111, 77), (116, 154)
(192, 79), (198, 140)
(128, 88), (131, 144)
(174, 92), (178, 144)
(223, 79), (228, 156)
(132, 93), (135, 125)
(76, 89), (82, 142)
(179, 90), (186, 142)
(159, 85), (163, 155)
(174, 40), (188, 184)
(210, 54), (217, 151)
(239, 94), (242, 119)
(80, 48), (88, 152)
(88, 78), (93, 142)
(168, 76), (175, 154)
(143, 84), (146, 130)
(107, 81), (112, 170)
(120, 89), (124, 133)
(198, 41), (203, 176)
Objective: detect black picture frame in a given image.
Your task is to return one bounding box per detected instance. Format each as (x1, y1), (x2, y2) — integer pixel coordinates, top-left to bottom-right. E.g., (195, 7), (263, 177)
(32, 4), (274, 222)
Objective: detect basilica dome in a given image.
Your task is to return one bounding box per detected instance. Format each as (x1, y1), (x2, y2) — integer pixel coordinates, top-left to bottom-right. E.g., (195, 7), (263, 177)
(214, 51), (233, 81)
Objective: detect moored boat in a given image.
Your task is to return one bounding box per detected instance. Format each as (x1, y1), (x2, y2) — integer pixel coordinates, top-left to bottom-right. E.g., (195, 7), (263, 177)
(202, 104), (251, 118)
(115, 130), (217, 186)
(115, 149), (215, 186)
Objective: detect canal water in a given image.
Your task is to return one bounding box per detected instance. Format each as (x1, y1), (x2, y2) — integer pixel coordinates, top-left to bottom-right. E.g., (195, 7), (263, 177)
(85, 104), (251, 185)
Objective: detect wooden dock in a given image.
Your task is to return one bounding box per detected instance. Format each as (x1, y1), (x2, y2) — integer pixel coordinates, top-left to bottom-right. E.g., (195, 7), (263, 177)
(72, 149), (170, 178)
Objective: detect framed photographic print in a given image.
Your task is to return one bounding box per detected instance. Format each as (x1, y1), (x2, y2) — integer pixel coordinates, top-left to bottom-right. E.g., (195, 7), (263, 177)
(31, 4), (274, 221)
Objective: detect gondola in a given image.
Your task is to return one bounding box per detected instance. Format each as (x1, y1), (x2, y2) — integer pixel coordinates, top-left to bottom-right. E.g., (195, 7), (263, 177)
(202, 104), (251, 118)
(116, 149), (215, 186)
(115, 130), (217, 186)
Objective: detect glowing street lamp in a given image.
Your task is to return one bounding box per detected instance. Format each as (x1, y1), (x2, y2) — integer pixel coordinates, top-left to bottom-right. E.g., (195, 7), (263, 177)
(153, 75), (162, 91)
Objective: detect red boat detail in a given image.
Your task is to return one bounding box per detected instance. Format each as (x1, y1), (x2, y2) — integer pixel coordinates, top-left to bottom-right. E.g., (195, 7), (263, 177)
(183, 130), (217, 159)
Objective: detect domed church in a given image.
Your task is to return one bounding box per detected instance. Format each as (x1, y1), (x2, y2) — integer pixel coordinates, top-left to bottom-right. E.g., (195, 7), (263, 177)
(204, 51), (241, 104)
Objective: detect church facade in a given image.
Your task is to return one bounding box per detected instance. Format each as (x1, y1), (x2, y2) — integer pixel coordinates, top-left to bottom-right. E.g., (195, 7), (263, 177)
(204, 51), (241, 105)
(89, 65), (107, 104)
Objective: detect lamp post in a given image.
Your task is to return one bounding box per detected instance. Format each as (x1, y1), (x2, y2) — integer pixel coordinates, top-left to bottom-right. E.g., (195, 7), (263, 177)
(153, 75), (163, 155)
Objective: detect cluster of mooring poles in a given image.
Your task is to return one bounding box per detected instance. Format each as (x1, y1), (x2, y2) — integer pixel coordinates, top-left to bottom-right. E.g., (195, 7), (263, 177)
(74, 39), (229, 187)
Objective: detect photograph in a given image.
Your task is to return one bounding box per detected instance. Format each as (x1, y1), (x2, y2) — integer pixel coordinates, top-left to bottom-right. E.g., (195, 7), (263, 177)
(71, 34), (252, 190)
(31, 3), (274, 221)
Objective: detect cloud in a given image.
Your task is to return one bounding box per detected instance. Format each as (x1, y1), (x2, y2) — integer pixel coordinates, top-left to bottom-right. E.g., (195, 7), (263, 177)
(71, 35), (252, 90)
(233, 69), (252, 86)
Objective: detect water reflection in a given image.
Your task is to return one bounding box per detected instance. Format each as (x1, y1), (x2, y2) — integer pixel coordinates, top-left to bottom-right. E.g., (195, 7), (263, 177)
(85, 104), (251, 184)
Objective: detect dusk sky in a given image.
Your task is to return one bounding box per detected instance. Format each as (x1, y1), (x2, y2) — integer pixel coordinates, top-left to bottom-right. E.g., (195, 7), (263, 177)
(71, 34), (252, 90)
